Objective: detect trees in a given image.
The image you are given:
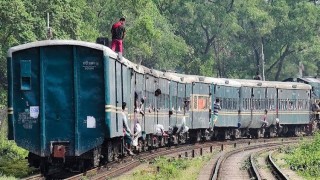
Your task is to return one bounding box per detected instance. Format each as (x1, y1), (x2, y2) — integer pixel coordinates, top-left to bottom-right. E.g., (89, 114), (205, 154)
(0, 0), (319, 86)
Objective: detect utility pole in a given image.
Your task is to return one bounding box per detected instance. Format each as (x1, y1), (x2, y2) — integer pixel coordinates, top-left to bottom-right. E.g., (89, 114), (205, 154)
(298, 61), (304, 78)
(47, 13), (52, 40)
(261, 37), (265, 81)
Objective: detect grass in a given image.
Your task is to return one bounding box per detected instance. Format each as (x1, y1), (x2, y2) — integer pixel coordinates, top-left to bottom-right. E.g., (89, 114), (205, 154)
(113, 155), (212, 180)
(284, 132), (320, 179)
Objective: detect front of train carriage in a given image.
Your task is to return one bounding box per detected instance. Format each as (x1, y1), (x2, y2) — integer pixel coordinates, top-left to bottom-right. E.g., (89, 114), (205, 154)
(206, 78), (241, 139)
(273, 82), (312, 136)
(234, 79), (278, 138)
(7, 40), (129, 171)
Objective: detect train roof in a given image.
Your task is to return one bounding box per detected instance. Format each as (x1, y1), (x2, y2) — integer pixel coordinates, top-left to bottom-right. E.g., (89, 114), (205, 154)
(7, 40), (148, 74)
(165, 73), (241, 87)
(233, 79), (311, 90)
(283, 77), (320, 84)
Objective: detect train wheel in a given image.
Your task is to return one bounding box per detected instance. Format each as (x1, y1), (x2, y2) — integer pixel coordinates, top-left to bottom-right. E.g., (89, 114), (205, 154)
(79, 159), (85, 172)
(294, 126), (299, 137)
(137, 139), (143, 153)
(107, 141), (113, 162)
(40, 159), (49, 175)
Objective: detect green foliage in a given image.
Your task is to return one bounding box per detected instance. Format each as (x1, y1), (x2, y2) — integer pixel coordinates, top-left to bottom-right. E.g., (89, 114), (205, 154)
(0, 88), (5, 109)
(130, 155), (211, 180)
(1, 0), (320, 81)
(285, 133), (320, 178)
(0, 113), (33, 178)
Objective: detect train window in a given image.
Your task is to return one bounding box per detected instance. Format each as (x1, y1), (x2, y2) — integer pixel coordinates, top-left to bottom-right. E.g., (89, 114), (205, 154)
(198, 96), (209, 110)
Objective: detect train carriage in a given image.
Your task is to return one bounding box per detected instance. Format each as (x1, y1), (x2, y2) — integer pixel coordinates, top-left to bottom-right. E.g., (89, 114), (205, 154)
(7, 40), (136, 171)
(208, 78), (241, 139)
(7, 39), (315, 174)
(273, 82), (311, 136)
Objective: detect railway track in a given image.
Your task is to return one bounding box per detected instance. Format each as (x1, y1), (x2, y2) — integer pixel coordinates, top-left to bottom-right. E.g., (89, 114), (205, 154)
(22, 137), (306, 180)
(266, 151), (289, 180)
(210, 138), (302, 180)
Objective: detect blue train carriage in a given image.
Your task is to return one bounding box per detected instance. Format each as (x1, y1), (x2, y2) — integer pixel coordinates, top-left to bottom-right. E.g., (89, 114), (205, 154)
(274, 81), (311, 136)
(170, 74), (214, 141)
(138, 67), (172, 148)
(283, 77), (320, 99)
(163, 72), (189, 143)
(234, 79), (277, 138)
(206, 77), (241, 140)
(283, 77), (320, 125)
(7, 40), (135, 172)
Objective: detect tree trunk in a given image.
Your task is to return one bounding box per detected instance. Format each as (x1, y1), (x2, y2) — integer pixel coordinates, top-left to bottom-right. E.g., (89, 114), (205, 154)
(261, 37), (265, 81)
(275, 46), (290, 80)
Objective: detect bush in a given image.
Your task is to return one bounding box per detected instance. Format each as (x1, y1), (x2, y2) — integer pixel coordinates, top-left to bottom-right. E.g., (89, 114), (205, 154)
(285, 133), (320, 178)
(0, 107), (35, 178)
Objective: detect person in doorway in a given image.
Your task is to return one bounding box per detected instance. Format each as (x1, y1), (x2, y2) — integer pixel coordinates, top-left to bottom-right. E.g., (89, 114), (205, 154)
(261, 109), (268, 128)
(312, 99), (320, 120)
(111, 17), (126, 58)
(155, 124), (168, 137)
(132, 120), (142, 150)
(212, 98), (221, 127)
(121, 102), (134, 156)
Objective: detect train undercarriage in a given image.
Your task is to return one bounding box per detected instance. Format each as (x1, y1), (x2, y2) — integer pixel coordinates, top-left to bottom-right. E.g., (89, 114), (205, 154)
(27, 123), (317, 175)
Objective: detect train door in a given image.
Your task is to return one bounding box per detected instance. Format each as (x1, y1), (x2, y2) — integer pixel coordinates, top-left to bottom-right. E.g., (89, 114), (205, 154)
(144, 75), (156, 134)
(191, 82), (210, 129)
(114, 61), (123, 137)
(266, 88), (277, 126)
(157, 78), (169, 131)
(134, 73), (145, 133)
(185, 83), (192, 128)
(122, 65), (132, 131)
(169, 80), (178, 127)
(239, 86), (252, 128)
(250, 87), (267, 128)
(176, 83), (186, 126)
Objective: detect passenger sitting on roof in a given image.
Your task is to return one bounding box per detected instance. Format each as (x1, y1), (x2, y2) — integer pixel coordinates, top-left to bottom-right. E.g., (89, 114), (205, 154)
(253, 71), (262, 80)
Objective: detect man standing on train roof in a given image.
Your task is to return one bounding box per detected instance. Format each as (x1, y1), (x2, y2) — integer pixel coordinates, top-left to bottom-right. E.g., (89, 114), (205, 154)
(111, 17), (126, 59)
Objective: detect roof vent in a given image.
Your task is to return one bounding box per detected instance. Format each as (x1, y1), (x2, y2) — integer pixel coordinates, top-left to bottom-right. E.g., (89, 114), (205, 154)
(225, 80), (229, 84)
(257, 82), (262, 86)
(199, 77), (205, 82)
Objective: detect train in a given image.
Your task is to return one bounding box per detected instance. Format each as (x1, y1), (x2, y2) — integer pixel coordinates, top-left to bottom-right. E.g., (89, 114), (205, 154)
(6, 40), (316, 174)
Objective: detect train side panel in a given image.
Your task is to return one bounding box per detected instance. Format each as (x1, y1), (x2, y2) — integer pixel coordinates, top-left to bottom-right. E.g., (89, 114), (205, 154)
(144, 75), (156, 134)
(191, 82), (210, 129)
(157, 78), (169, 131)
(278, 89), (310, 125)
(215, 86), (239, 127)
